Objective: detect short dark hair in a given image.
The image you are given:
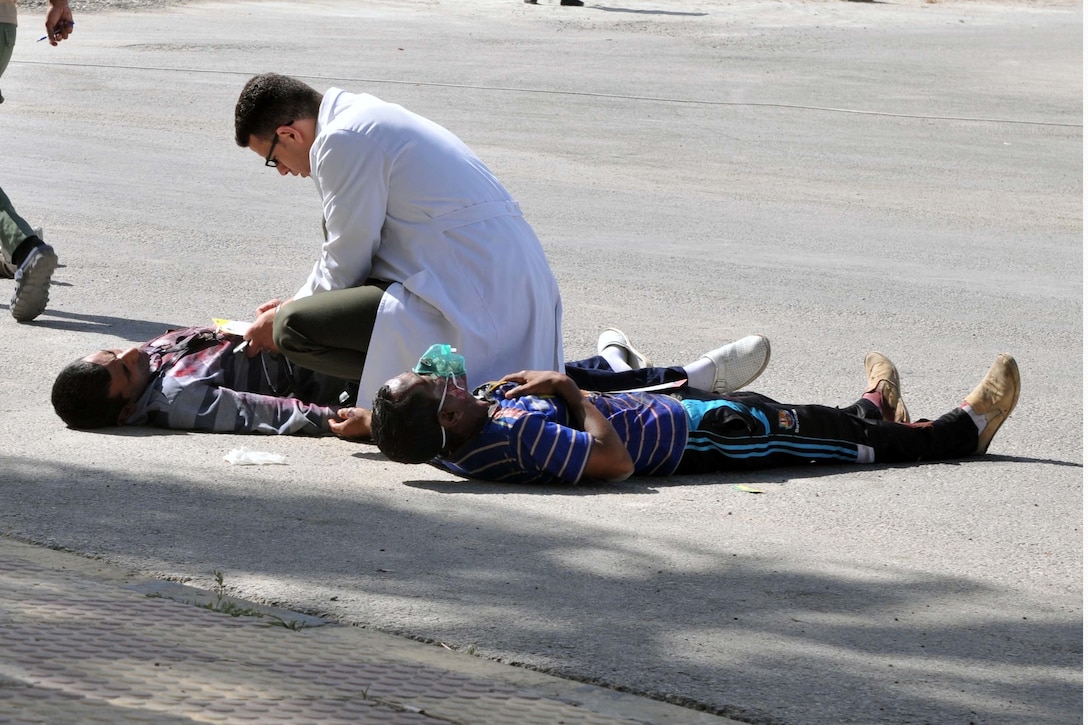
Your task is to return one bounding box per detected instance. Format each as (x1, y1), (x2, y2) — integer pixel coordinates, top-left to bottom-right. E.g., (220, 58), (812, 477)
(370, 381), (445, 464)
(234, 73), (324, 147)
(51, 360), (128, 429)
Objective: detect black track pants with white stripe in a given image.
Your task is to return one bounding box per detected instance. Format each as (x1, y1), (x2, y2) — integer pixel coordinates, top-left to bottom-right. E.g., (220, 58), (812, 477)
(674, 391), (978, 474)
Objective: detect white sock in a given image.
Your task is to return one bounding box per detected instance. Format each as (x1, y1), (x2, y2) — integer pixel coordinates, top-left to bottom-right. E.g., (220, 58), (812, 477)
(600, 345), (632, 372)
(960, 402), (987, 433)
(856, 445), (875, 464)
(682, 357), (715, 391)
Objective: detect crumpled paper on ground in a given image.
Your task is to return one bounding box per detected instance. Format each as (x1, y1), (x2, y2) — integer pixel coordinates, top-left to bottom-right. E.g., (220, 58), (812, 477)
(224, 447), (287, 466)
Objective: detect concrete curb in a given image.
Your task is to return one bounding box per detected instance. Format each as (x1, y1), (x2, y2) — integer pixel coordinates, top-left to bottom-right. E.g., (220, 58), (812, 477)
(0, 536), (744, 724)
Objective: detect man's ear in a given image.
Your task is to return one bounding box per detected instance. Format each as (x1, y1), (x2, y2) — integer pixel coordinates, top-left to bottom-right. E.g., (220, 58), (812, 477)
(438, 406), (461, 430)
(283, 118), (316, 148)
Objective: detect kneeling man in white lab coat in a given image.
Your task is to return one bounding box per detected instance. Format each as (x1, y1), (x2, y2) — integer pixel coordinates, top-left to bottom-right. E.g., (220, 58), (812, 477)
(234, 73), (565, 415)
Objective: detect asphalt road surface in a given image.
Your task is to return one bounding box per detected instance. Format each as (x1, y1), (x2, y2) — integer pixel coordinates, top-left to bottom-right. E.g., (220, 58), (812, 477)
(1, 1), (1081, 723)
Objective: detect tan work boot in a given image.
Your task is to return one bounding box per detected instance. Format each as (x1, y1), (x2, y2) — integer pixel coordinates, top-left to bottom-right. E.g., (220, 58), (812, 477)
(963, 353), (1021, 454)
(864, 352), (910, 423)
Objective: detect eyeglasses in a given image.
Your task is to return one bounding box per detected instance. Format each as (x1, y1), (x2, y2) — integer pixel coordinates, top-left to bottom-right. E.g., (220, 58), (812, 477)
(264, 136), (281, 168)
(264, 120), (293, 168)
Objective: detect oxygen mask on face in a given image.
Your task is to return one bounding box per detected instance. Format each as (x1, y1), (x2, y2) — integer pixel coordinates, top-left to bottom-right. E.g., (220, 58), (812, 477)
(413, 344), (466, 379)
(414, 344), (468, 453)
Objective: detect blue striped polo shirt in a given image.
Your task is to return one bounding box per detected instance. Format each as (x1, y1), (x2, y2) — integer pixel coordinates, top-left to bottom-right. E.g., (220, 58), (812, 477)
(438, 381), (688, 485)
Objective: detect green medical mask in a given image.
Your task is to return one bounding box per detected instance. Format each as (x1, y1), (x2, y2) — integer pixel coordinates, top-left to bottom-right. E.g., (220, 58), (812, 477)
(413, 344), (466, 379)
(414, 344), (467, 452)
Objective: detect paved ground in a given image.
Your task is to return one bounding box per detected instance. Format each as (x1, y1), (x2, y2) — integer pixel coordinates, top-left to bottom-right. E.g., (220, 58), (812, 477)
(0, 1), (1081, 723)
(0, 537), (739, 724)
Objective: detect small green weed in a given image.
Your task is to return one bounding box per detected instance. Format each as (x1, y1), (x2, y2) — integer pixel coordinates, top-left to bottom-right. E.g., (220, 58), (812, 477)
(197, 570), (304, 630)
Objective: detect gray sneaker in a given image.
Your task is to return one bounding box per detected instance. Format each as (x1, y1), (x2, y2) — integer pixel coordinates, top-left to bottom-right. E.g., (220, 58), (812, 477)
(11, 244), (58, 322)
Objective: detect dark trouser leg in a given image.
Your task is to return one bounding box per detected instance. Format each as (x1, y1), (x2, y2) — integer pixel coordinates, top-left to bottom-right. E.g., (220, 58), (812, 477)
(676, 391), (979, 474)
(280, 360), (356, 407)
(860, 409), (978, 463)
(564, 356), (687, 392)
(839, 398), (882, 421)
(273, 281), (391, 381)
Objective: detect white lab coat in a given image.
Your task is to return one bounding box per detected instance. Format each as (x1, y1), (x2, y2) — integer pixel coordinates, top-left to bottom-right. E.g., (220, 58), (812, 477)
(300, 89), (564, 401)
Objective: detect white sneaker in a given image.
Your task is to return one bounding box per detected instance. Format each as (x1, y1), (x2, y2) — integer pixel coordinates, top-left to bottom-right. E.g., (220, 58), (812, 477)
(597, 328), (651, 369)
(702, 335), (771, 394)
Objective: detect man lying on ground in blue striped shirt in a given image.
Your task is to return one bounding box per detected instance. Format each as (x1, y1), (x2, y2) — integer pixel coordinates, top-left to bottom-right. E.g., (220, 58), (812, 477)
(367, 335), (1020, 486)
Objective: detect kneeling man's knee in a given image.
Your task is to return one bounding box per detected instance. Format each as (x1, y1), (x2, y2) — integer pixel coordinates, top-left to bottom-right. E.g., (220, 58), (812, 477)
(272, 303), (304, 353)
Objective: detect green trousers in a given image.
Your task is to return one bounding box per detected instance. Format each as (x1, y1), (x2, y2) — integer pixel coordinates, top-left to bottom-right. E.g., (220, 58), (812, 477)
(0, 184), (34, 264)
(273, 281), (391, 382)
(0, 22), (15, 89)
(0, 22), (37, 273)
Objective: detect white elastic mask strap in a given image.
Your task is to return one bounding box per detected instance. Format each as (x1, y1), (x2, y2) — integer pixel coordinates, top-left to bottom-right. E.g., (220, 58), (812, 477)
(437, 375), (451, 450)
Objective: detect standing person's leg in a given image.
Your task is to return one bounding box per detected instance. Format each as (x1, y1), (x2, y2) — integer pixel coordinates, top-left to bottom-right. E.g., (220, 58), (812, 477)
(0, 184), (58, 321)
(0, 21), (16, 103)
(273, 281), (391, 381)
(0, 19), (15, 274)
(0, 185), (37, 263)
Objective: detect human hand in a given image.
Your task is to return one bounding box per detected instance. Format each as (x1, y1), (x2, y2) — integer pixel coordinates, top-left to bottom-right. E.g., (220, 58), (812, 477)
(329, 407), (372, 440)
(502, 370), (579, 399)
(256, 298), (287, 315)
(243, 306), (279, 357)
(44, 1), (74, 46)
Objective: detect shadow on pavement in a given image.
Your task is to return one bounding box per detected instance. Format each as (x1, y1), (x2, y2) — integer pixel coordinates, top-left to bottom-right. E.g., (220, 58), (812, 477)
(1, 306), (183, 341)
(1, 455), (1079, 724)
(590, 6), (708, 16)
